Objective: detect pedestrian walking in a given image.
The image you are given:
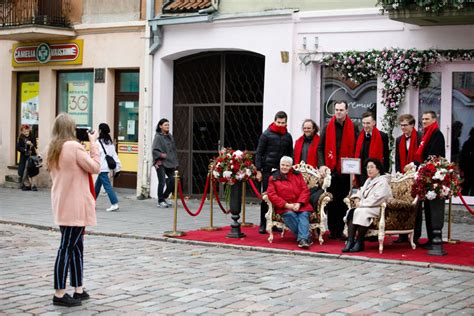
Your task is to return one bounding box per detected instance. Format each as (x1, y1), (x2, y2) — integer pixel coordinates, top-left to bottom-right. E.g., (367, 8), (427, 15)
(46, 113), (100, 307)
(152, 118), (179, 208)
(95, 123), (121, 212)
(16, 124), (39, 191)
(255, 111), (293, 234)
(317, 100), (358, 240)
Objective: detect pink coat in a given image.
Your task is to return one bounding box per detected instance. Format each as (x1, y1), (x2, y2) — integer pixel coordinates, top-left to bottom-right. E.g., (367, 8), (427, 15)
(50, 141), (100, 227)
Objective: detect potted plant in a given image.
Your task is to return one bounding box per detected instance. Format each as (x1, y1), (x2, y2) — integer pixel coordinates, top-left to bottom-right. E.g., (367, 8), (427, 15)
(411, 156), (461, 255)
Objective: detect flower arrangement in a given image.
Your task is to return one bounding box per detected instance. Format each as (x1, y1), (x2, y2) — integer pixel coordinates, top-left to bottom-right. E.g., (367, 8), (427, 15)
(377, 0), (468, 14)
(411, 156), (461, 200)
(209, 148), (257, 185)
(323, 48), (474, 160)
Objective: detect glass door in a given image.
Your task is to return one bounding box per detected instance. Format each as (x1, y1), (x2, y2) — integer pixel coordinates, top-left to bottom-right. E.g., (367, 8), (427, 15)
(114, 70), (139, 189)
(422, 64), (474, 205)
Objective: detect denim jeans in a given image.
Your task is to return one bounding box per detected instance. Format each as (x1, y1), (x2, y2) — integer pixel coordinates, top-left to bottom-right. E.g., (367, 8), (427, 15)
(95, 172), (119, 205)
(282, 211), (311, 242)
(156, 167), (175, 203)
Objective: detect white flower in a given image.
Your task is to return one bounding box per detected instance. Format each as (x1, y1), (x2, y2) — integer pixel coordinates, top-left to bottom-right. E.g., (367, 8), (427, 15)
(245, 168), (252, 177)
(235, 171), (245, 181)
(433, 170), (446, 181)
(223, 171), (233, 179)
(442, 185), (450, 197)
(212, 170), (220, 178)
(426, 191), (437, 200)
(233, 150), (243, 159)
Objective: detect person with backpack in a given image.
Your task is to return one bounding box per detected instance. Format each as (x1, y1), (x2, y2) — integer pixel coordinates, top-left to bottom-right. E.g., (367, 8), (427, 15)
(94, 123), (121, 212)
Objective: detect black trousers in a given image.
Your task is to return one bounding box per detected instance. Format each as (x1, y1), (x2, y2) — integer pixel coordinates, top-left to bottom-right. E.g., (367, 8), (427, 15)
(259, 170), (271, 226)
(414, 201), (433, 242)
(156, 167), (175, 202)
(54, 226), (85, 290)
(326, 171), (350, 236)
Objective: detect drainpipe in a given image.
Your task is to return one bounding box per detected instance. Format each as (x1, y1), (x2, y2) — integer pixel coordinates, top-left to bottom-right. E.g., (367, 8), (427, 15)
(138, 0), (161, 199)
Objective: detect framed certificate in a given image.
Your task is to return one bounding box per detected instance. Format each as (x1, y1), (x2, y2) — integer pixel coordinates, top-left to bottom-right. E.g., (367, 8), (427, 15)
(341, 158), (361, 175)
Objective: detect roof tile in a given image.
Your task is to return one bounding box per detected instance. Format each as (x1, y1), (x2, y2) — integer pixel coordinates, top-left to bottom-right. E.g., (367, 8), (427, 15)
(163, 0), (212, 13)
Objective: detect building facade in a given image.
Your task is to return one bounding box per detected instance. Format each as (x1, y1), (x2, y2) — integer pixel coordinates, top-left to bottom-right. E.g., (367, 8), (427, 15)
(0, 0), (148, 192)
(148, 0), (474, 204)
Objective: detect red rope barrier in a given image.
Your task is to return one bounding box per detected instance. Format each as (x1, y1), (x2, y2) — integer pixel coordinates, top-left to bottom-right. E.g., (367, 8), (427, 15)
(248, 179), (262, 200)
(177, 175), (210, 217)
(457, 192), (474, 215)
(211, 181), (230, 214)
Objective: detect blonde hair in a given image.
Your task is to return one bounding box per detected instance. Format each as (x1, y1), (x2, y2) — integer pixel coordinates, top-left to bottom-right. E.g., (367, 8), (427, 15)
(46, 113), (77, 170)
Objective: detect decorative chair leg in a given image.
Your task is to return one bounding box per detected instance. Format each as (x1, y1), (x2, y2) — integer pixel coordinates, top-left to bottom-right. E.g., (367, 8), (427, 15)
(409, 231), (416, 249)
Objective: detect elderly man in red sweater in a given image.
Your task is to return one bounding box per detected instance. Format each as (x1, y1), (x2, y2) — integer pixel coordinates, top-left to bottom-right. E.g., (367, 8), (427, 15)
(267, 156), (314, 248)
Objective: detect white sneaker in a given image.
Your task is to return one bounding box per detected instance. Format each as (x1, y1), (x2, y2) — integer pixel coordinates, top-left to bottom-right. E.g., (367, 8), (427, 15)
(165, 199), (173, 207)
(106, 204), (119, 212)
(158, 201), (169, 208)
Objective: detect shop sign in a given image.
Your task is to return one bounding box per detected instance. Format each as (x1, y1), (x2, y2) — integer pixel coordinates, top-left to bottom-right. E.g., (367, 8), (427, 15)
(12, 40), (83, 67)
(67, 81), (89, 125)
(118, 143), (139, 154)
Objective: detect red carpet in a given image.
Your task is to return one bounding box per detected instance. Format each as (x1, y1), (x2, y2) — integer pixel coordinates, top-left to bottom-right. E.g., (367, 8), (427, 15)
(177, 226), (474, 267)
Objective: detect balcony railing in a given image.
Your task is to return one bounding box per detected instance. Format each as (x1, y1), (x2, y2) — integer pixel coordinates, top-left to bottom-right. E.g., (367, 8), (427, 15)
(0, 0), (71, 28)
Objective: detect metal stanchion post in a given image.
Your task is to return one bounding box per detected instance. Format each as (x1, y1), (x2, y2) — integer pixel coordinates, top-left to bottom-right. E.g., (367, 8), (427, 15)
(201, 178), (221, 231)
(164, 170), (186, 237)
(241, 181), (254, 227)
(447, 197), (459, 244)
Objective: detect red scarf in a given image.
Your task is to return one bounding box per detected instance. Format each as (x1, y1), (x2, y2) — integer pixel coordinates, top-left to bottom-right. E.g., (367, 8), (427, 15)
(88, 173), (96, 200)
(415, 121), (439, 163)
(325, 116), (356, 173)
(399, 128), (418, 171)
(355, 127), (384, 163)
(269, 122), (287, 135)
(294, 134), (320, 167)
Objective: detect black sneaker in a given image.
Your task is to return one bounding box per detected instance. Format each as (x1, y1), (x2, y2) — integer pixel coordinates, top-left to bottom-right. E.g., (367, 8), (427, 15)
(21, 186), (31, 191)
(298, 239), (309, 249)
(31, 186), (38, 191)
(53, 293), (82, 307)
(73, 290), (90, 300)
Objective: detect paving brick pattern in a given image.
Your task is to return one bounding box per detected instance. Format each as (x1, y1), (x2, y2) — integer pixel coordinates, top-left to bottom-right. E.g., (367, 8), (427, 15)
(1, 224), (474, 315)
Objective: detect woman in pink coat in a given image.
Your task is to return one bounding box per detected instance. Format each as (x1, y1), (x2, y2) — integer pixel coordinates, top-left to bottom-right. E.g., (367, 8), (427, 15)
(46, 113), (100, 307)
(267, 156), (314, 248)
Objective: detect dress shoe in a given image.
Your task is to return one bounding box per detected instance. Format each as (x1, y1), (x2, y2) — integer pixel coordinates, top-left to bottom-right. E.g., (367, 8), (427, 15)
(258, 225), (266, 234)
(31, 186), (38, 191)
(52, 293), (82, 307)
(73, 290), (90, 301)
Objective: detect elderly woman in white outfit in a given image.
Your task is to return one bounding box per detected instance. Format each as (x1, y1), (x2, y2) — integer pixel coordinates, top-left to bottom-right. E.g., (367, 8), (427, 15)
(342, 158), (392, 253)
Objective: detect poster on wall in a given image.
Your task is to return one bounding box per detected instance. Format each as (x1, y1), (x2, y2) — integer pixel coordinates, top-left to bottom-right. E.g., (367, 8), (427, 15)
(21, 82), (39, 125)
(67, 81), (89, 125)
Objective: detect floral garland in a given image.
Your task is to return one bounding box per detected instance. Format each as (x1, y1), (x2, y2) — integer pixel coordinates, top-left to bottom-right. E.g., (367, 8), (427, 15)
(377, 0), (468, 14)
(322, 48), (474, 157)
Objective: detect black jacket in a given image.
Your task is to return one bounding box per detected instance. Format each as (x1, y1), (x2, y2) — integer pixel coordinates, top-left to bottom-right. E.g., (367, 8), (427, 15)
(356, 130), (389, 185)
(421, 129), (445, 161)
(317, 120), (358, 170)
(255, 128), (293, 172)
(395, 131), (422, 173)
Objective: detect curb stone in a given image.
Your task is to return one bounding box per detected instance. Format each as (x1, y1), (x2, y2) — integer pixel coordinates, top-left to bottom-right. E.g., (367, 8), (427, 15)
(1, 219), (473, 273)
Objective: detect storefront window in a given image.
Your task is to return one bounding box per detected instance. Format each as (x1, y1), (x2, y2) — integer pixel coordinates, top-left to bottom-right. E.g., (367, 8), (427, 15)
(418, 72), (441, 130)
(57, 71), (94, 127)
(321, 67), (377, 132)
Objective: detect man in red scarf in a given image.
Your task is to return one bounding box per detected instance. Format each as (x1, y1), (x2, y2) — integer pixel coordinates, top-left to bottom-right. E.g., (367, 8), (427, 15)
(255, 111), (293, 234)
(317, 100), (358, 239)
(354, 111), (389, 186)
(294, 119), (320, 167)
(415, 111), (446, 254)
(395, 114), (422, 243)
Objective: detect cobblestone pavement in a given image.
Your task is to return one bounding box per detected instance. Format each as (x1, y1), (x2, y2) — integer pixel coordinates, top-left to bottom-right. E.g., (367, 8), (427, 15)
(1, 223), (474, 315)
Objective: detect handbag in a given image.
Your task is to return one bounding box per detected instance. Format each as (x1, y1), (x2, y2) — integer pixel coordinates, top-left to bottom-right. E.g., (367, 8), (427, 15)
(99, 140), (117, 170)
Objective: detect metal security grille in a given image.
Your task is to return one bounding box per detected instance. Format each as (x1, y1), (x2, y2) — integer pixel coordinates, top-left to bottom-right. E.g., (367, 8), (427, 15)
(173, 52), (264, 194)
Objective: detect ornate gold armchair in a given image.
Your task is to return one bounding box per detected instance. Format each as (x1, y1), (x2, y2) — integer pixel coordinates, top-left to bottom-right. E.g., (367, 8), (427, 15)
(344, 168), (418, 254)
(262, 161), (333, 245)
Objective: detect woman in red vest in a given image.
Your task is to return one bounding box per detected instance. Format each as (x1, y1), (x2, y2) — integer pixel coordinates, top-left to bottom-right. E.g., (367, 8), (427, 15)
(294, 119), (320, 168)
